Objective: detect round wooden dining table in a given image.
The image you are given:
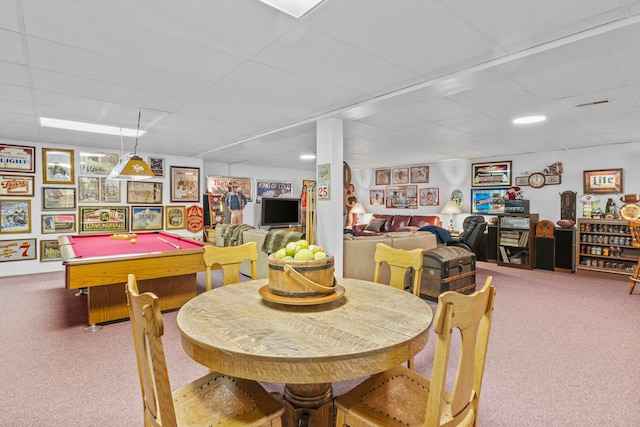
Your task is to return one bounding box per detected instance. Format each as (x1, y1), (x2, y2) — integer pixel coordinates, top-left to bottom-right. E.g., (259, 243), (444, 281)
(177, 278), (433, 427)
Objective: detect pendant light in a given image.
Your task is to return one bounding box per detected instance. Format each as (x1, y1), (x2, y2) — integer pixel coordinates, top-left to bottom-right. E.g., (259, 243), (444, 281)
(106, 110), (154, 181)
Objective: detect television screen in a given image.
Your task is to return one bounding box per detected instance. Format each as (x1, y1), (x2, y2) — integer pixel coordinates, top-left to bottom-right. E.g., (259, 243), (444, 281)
(260, 198), (301, 228)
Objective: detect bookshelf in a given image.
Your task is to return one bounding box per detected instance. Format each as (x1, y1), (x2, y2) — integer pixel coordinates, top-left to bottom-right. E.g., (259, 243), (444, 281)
(497, 213), (538, 269)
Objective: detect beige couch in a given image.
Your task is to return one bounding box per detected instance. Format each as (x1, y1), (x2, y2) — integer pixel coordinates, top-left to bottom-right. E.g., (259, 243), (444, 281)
(213, 226), (438, 282)
(343, 231), (438, 282)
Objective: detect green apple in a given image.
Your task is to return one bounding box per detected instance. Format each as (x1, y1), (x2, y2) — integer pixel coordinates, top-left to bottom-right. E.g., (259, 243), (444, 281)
(285, 241), (298, 257)
(294, 248), (315, 260)
(296, 239), (309, 250)
(314, 251), (328, 260)
(282, 256), (294, 260)
(275, 248), (287, 259)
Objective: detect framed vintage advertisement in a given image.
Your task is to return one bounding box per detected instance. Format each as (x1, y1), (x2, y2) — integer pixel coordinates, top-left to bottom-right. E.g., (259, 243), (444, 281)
(40, 239), (61, 262)
(100, 177), (121, 203)
(583, 168), (623, 194)
(42, 187), (76, 210)
(78, 176), (100, 203)
(41, 213), (76, 234)
(255, 180), (293, 203)
(171, 166), (200, 202)
(419, 187), (440, 206)
(0, 144), (35, 173)
(410, 166), (429, 183)
(0, 200), (31, 233)
(165, 206), (186, 230)
(131, 206), (163, 231)
(0, 237), (36, 261)
(375, 169), (390, 185)
(0, 174), (34, 197)
(370, 189), (384, 205)
(148, 156), (165, 177)
(42, 148), (75, 184)
(471, 188), (508, 214)
(205, 175), (253, 203)
(391, 167), (409, 184)
(79, 206), (129, 233)
(127, 181), (163, 204)
(78, 152), (119, 175)
(471, 161), (512, 187)
(385, 185), (418, 209)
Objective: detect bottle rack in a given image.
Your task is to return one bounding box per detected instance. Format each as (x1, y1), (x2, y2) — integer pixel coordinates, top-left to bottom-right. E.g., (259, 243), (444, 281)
(576, 218), (639, 281)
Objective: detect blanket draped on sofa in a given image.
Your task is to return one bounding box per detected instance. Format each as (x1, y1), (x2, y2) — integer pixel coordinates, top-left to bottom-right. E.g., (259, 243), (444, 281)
(218, 224), (255, 246)
(261, 229), (303, 254)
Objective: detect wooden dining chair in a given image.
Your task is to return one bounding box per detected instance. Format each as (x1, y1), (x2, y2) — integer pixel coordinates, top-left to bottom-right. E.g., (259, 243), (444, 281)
(335, 277), (496, 427)
(627, 220), (640, 294)
(125, 274), (284, 427)
(373, 242), (424, 296)
(203, 241), (258, 291)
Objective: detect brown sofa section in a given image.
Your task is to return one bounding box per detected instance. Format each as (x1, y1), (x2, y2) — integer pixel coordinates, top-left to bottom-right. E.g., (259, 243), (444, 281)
(353, 214), (443, 236)
(343, 231), (438, 282)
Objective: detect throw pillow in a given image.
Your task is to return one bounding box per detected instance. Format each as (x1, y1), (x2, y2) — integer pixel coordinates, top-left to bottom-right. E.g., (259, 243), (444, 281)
(365, 217), (387, 232)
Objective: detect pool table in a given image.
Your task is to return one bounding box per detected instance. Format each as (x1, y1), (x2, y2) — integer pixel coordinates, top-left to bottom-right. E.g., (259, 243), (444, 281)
(59, 232), (207, 325)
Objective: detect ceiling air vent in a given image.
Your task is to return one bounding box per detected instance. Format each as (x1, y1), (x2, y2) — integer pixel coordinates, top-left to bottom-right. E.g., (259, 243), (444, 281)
(575, 99), (610, 107)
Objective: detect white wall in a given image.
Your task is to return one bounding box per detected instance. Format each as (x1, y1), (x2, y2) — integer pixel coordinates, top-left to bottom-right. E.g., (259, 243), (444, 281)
(1, 138), (203, 277)
(3, 137), (638, 277)
(351, 142), (640, 231)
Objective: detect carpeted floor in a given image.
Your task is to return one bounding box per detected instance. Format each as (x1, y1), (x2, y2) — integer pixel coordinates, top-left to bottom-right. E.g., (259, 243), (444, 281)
(1, 262), (639, 426)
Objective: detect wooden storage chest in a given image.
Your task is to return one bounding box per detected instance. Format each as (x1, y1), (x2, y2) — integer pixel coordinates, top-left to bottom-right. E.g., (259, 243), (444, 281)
(420, 246), (476, 301)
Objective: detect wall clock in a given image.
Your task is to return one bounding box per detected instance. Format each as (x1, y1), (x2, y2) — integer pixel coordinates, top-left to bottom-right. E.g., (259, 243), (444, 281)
(528, 172), (545, 188)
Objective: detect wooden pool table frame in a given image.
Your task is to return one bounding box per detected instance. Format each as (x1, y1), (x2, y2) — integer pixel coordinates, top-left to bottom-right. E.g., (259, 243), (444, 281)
(59, 235), (206, 325)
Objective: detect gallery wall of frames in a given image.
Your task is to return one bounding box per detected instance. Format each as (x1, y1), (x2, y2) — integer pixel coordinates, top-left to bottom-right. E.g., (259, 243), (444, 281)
(0, 142), (203, 275)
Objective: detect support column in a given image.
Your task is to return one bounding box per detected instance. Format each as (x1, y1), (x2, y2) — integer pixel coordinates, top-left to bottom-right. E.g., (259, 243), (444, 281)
(315, 118), (344, 277)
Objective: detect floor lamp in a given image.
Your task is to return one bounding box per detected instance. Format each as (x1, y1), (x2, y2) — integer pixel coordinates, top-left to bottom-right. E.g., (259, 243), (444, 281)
(440, 200), (462, 232)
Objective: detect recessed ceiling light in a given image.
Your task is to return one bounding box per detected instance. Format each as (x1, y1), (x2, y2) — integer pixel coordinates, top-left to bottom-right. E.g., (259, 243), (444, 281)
(255, 0), (327, 18)
(39, 117), (146, 137)
(512, 115), (546, 125)
(300, 154), (316, 160)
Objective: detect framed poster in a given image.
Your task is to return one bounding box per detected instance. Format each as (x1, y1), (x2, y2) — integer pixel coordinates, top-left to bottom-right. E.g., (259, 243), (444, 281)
(0, 237), (36, 261)
(100, 178), (121, 203)
(583, 168), (623, 194)
(79, 152), (119, 175)
(0, 174), (34, 197)
(40, 239), (61, 262)
(385, 185), (417, 209)
(370, 189), (384, 205)
(471, 188), (508, 214)
(410, 166), (429, 183)
(79, 206), (129, 233)
(0, 144), (35, 173)
(148, 156), (165, 177)
(205, 176), (253, 203)
(471, 161), (512, 187)
(391, 167), (409, 184)
(375, 169), (390, 185)
(171, 166), (200, 202)
(42, 148), (75, 184)
(41, 213), (76, 234)
(317, 163), (331, 200)
(255, 180), (293, 203)
(42, 187), (76, 210)
(131, 206), (163, 231)
(165, 206), (186, 230)
(127, 181), (163, 204)
(0, 200), (31, 233)
(419, 187), (440, 206)
(78, 176), (100, 203)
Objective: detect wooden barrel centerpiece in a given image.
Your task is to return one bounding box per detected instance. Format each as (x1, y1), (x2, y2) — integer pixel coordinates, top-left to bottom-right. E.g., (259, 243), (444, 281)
(267, 254), (336, 298)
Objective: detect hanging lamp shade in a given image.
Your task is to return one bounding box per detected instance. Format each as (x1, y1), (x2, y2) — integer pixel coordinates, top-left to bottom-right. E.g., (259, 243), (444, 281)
(106, 153), (154, 181)
(107, 110), (154, 181)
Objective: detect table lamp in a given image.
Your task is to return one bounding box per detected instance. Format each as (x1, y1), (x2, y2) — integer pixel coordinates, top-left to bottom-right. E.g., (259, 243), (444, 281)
(440, 200), (462, 232)
(350, 202), (367, 225)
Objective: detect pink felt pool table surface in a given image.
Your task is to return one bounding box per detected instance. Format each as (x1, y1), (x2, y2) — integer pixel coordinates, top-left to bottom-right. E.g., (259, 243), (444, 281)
(58, 232), (207, 325)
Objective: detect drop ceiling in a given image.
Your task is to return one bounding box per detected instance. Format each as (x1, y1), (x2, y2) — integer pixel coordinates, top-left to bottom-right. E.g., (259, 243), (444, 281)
(2, 0), (640, 172)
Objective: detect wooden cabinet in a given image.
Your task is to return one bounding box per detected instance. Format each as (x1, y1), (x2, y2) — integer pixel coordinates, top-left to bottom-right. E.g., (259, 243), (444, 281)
(497, 214), (538, 269)
(576, 218), (638, 281)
